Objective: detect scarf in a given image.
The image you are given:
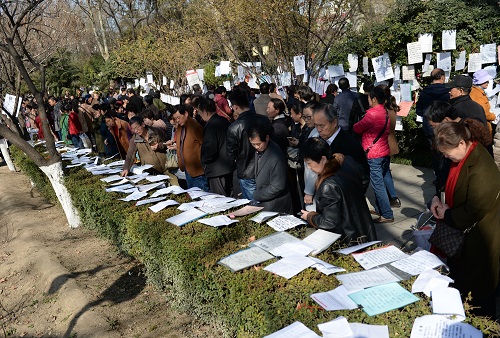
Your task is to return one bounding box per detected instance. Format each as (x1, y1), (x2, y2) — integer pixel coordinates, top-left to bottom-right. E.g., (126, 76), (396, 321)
(444, 141), (477, 208)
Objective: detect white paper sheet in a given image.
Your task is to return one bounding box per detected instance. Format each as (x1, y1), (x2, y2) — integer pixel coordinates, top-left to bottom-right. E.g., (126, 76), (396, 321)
(363, 57), (369, 75)
(177, 201), (205, 211)
(328, 64), (345, 77)
(371, 53), (394, 82)
(106, 183), (134, 193)
(302, 229), (341, 256)
(267, 215), (306, 231)
(148, 199), (179, 213)
(411, 269), (453, 295)
(218, 246), (275, 272)
(227, 205), (264, 217)
(188, 190), (216, 199)
(294, 55), (306, 76)
(135, 196), (166, 206)
(270, 242), (313, 257)
(136, 182), (165, 193)
(455, 51), (466, 71)
(119, 191), (148, 202)
(468, 53), (482, 73)
(336, 241), (381, 255)
(310, 257), (346, 275)
(264, 321), (320, 338)
(407, 42), (423, 64)
(264, 255), (315, 279)
(311, 285), (359, 311)
(145, 175), (171, 182)
(336, 267), (400, 291)
(352, 245), (408, 270)
(437, 52), (452, 72)
(250, 211), (279, 223)
(422, 54), (432, 72)
(402, 66), (416, 81)
(390, 250), (444, 275)
(222, 199), (251, 209)
(110, 178), (129, 186)
(198, 215), (239, 227)
(318, 316), (353, 337)
(249, 232), (301, 252)
(418, 33), (433, 53)
(349, 323), (390, 338)
(100, 174), (123, 183)
(165, 208), (207, 227)
(431, 287), (466, 321)
(348, 54), (358, 72)
(442, 30), (456, 50)
(131, 164), (153, 174)
(480, 43), (497, 64)
(410, 315), (482, 338)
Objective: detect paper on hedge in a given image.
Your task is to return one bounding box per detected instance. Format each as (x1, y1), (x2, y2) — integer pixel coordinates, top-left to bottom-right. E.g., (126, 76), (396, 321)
(218, 246), (274, 272)
(410, 315), (481, 338)
(336, 267), (400, 291)
(336, 241), (381, 255)
(302, 229), (341, 256)
(264, 321), (320, 338)
(165, 208), (206, 227)
(431, 287), (466, 322)
(311, 285), (359, 311)
(352, 245), (408, 270)
(249, 231), (300, 252)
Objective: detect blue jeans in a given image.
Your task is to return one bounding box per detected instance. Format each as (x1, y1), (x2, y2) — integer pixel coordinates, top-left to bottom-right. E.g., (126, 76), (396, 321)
(70, 134), (83, 148)
(185, 171), (209, 192)
(384, 163), (398, 200)
(239, 178), (256, 200)
(368, 156), (394, 219)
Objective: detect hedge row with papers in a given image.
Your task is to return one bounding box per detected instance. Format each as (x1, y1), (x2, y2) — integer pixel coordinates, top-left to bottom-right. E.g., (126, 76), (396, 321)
(10, 145), (499, 337)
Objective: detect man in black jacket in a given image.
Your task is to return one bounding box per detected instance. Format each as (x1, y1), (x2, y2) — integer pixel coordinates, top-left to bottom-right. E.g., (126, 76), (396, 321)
(227, 86), (272, 200)
(446, 75), (487, 125)
(197, 98), (233, 196)
(126, 88), (144, 114)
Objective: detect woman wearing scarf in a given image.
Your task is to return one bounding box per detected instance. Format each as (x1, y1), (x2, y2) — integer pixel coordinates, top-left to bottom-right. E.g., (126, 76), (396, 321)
(431, 121), (500, 317)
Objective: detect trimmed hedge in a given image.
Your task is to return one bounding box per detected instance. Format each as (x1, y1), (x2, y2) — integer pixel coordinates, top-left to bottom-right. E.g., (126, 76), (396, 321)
(10, 147), (500, 337)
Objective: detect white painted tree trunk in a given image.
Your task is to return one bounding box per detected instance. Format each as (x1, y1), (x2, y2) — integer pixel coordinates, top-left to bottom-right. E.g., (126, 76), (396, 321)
(0, 138), (16, 171)
(40, 162), (81, 228)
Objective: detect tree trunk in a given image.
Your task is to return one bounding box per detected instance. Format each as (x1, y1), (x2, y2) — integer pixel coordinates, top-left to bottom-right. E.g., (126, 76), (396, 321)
(0, 138), (16, 171)
(39, 162), (81, 228)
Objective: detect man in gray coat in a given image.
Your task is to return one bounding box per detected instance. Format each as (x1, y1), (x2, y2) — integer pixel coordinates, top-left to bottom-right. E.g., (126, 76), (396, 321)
(335, 77), (358, 132)
(252, 82), (272, 116)
(249, 124), (293, 213)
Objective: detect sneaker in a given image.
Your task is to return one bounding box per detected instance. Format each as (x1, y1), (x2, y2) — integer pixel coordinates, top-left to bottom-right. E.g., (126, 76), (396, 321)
(374, 216), (394, 223)
(390, 197), (401, 208)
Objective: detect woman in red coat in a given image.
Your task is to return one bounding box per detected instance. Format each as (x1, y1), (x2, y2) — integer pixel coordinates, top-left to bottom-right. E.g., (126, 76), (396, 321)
(66, 103), (83, 148)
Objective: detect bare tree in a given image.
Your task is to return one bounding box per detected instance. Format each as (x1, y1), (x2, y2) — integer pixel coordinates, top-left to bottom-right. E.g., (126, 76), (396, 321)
(0, 0), (81, 228)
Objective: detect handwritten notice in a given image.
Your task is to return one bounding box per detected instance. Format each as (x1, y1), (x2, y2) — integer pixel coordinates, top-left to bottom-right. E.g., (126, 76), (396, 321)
(455, 50), (466, 71)
(336, 241), (381, 255)
(352, 245), (408, 270)
(348, 283), (420, 316)
(390, 250), (444, 275)
(218, 246), (274, 272)
(336, 267), (400, 291)
(442, 30), (456, 50)
(250, 231), (301, 253)
(371, 53), (394, 82)
(468, 53), (482, 73)
(436, 52), (452, 71)
(186, 69), (201, 88)
(266, 215), (306, 231)
(348, 54), (359, 72)
(311, 285), (359, 311)
(363, 57), (369, 75)
(480, 43), (497, 64)
(402, 66), (416, 81)
(294, 55), (306, 75)
(418, 33), (433, 53)
(328, 64), (345, 77)
(410, 315), (482, 338)
(407, 42), (423, 64)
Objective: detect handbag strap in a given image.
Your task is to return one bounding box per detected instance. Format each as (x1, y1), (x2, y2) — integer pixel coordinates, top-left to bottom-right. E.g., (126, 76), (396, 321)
(365, 110), (389, 155)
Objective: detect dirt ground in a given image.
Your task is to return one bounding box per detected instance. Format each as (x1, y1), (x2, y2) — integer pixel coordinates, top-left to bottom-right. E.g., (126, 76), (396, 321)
(0, 163), (219, 338)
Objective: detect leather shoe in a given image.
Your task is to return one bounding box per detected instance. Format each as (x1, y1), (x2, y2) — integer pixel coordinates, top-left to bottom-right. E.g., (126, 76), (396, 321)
(390, 197), (401, 208)
(370, 209), (380, 216)
(374, 216), (394, 223)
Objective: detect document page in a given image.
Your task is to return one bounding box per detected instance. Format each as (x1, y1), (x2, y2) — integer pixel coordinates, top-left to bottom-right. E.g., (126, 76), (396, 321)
(218, 247), (274, 272)
(264, 321), (320, 338)
(311, 285), (359, 311)
(227, 205), (264, 217)
(352, 245), (408, 270)
(431, 287), (465, 321)
(267, 215), (306, 231)
(348, 283), (420, 316)
(198, 215), (239, 227)
(135, 196), (166, 206)
(250, 211), (278, 223)
(309, 257), (345, 275)
(349, 323), (390, 338)
(119, 191), (148, 202)
(336, 241), (381, 255)
(264, 255), (315, 279)
(165, 208), (207, 227)
(390, 250), (444, 276)
(336, 267), (401, 291)
(410, 315), (482, 338)
(149, 200), (179, 213)
(249, 232), (300, 252)
(318, 316), (352, 337)
(270, 242), (313, 257)
(302, 229), (341, 256)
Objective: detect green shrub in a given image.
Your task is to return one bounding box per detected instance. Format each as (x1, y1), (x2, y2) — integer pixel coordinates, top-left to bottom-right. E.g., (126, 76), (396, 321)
(10, 149), (500, 337)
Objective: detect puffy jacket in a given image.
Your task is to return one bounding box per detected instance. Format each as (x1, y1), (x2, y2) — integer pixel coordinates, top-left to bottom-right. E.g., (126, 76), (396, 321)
(470, 86), (496, 134)
(353, 104), (390, 159)
(226, 110), (272, 179)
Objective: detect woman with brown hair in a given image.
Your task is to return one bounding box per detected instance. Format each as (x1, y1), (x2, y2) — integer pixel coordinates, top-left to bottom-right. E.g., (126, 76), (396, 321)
(430, 120), (500, 317)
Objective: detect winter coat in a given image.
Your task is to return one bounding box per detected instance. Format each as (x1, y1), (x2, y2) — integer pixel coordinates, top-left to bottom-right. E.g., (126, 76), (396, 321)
(443, 144), (500, 301)
(306, 156), (377, 245)
(175, 117), (204, 177)
(68, 112), (82, 135)
(415, 83), (449, 137)
(226, 110), (272, 179)
(470, 86), (496, 134)
(124, 126), (167, 174)
(253, 140), (293, 214)
(353, 103), (390, 159)
(201, 114), (233, 178)
(449, 95), (487, 125)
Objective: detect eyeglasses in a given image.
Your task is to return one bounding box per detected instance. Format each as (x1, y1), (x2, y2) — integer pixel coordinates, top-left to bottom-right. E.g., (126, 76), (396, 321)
(304, 115), (313, 121)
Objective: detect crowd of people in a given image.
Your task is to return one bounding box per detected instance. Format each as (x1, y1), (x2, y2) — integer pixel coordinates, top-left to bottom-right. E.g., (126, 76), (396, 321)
(18, 71), (500, 318)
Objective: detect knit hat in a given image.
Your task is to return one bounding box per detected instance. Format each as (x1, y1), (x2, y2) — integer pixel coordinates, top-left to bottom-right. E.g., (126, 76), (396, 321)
(472, 69), (493, 85)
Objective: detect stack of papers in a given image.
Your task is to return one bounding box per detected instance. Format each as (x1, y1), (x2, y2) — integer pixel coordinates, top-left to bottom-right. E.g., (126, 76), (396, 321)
(302, 229), (341, 256)
(311, 285), (359, 311)
(249, 232), (301, 252)
(390, 250), (444, 276)
(336, 267), (401, 290)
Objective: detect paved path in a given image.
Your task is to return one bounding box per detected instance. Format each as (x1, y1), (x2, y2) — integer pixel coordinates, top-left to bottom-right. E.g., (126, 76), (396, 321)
(366, 163), (435, 251)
